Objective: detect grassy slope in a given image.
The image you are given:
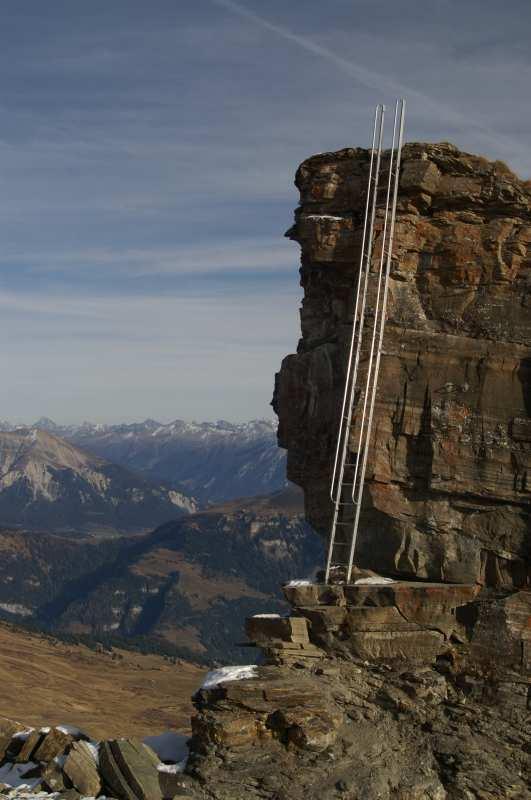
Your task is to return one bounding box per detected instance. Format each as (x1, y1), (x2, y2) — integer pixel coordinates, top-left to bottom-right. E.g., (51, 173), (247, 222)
(0, 621), (204, 739)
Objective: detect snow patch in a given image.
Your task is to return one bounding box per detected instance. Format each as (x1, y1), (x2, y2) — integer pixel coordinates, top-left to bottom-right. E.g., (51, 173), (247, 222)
(12, 730), (34, 741)
(354, 576), (396, 585)
(305, 214), (344, 221)
(285, 579), (313, 587)
(201, 665), (258, 690)
(0, 762), (40, 789)
(84, 741), (100, 764)
(158, 762), (185, 774)
(252, 613), (281, 619)
(56, 724), (86, 738)
(0, 603), (33, 617)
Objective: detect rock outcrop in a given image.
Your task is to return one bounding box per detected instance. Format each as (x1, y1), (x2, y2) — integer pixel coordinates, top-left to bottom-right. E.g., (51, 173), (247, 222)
(186, 657), (529, 799)
(274, 142), (530, 589)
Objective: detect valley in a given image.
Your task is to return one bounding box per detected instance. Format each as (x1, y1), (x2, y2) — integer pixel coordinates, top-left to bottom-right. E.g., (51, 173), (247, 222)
(0, 487), (322, 663)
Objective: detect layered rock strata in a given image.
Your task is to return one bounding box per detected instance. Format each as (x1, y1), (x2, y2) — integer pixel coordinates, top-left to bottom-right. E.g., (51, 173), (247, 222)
(184, 614), (530, 799)
(274, 142), (531, 589)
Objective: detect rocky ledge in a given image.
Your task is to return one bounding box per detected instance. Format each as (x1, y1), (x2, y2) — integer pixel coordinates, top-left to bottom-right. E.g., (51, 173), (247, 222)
(179, 578), (530, 799)
(186, 657), (529, 799)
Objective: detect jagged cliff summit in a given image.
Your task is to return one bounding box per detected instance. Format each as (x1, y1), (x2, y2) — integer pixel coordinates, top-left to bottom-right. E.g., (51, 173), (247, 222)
(275, 141), (530, 591)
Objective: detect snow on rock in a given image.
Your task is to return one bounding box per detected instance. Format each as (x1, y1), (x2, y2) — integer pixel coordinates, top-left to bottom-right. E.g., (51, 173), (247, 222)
(84, 741), (100, 764)
(305, 214), (344, 221)
(354, 576), (396, 585)
(56, 724), (86, 738)
(11, 730), (34, 741)
(252, 613), (281, 619)
(143, 731), (188, 764)
(201, 665), (259, 690)
(285, 579), (313, 587)
(158, 762), (186, 774)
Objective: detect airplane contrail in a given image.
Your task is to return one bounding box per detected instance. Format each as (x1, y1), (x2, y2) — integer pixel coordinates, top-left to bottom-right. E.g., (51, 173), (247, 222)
(210, 0), (526, 160)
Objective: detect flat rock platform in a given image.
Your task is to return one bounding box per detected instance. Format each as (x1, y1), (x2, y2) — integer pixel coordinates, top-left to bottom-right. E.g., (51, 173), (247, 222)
(247, 581), (480, 664)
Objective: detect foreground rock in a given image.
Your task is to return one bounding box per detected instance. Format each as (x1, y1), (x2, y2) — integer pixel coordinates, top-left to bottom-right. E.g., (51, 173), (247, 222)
(0, 726), (187, 800)
(274, 142), (530, 589)
(184, 658), (529, 800)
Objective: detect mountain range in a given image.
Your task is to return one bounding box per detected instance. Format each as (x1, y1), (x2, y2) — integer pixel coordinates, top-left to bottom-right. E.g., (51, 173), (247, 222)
(0, 428), (195, 534)
(0, 487), (322, 663)
(0, 418), (287, 505)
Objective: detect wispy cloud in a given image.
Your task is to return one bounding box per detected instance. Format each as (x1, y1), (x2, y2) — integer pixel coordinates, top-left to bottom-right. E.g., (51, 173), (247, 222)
(210, 0), (528, 160)
(0, 238), (294, 276)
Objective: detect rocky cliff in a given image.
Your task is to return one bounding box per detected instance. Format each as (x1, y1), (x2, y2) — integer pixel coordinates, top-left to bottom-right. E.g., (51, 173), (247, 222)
(274, 142), (530, 588)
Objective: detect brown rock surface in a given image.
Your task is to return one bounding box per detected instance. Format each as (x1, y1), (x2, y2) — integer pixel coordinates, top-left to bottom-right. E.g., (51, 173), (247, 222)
(63, 740), (101, 797)
(185, 660), (530, 799)
(274, 142), (530, 588)
(33, 728), (81, 763)
(99, 738), (162, 800)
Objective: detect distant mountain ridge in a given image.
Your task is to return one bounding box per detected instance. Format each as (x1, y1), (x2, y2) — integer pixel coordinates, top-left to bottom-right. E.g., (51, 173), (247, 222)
(0, 428), (195, 533)
(0, 418), (287, 505)
(0, 487), (322, 663)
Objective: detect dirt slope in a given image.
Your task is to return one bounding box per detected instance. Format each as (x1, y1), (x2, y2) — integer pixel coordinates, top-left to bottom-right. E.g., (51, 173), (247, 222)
(0, 622), (204, 739)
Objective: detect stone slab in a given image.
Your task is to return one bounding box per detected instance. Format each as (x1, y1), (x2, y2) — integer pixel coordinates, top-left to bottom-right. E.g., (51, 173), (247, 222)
(63, 740), (102, 797)
(33, 728), (78, 762)
(100, 738), (162, 800)
(14, 730), (44, 763)
(284, 581), (479, 614)
(245, 615), (309, 645)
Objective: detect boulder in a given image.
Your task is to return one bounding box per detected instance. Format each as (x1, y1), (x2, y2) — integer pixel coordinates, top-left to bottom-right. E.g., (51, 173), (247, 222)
(245, 615), (310, 644)
(0, 720), (25, 761)
(63, 740), (101, 797)
(99, 738), (162, 800)
(41, 759), (70, 793)
(33, 728), (80, 762)
(13, 730), (43, 763)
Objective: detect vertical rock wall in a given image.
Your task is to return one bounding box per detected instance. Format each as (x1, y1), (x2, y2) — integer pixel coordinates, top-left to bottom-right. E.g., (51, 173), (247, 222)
(274, 143), (530, 587)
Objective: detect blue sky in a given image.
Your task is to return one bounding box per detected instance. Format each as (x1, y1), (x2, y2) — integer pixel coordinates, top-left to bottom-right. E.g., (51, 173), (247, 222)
(1, 0), (529, 423)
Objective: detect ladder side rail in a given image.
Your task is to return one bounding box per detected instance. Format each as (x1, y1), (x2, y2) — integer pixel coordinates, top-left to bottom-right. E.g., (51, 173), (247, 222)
(325, 107), (385, 583)
(329, 104), (383, 505)
(348, 107), (398, 513)
(329, 121), (384, 507)
(337, 111), (386, 502)
(346, 98), (406, 582)
(325, 105), (385, 582)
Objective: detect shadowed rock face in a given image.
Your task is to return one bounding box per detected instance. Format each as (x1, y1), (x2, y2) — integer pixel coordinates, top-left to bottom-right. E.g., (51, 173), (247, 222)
(274, 142), (530, 588)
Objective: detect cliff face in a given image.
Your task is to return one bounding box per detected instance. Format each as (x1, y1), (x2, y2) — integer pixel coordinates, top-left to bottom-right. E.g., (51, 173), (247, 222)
(274, 142), (530, 588)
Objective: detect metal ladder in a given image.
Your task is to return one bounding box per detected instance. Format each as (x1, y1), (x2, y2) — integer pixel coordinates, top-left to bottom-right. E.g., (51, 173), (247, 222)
(325, 98), (406, 584)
